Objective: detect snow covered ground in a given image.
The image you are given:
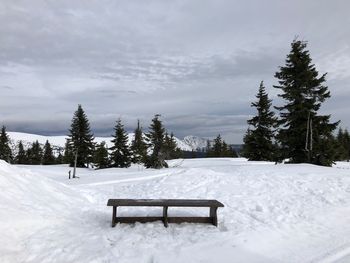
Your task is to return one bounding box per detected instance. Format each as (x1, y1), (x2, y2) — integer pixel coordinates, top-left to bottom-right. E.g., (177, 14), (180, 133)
(1, 158), (350, 263)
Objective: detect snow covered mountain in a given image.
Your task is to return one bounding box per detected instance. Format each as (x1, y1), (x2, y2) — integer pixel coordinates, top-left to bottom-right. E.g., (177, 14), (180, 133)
(7, 132), (206, 152)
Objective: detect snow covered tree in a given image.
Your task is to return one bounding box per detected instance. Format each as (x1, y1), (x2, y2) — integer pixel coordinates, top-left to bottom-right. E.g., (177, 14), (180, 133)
(274, 40), (339, 166)
(15, 140), (27, 164)
(93, 141), (110, 169)
(110, 119), (131, 168)
(28, 140), (43, 165)
(67, 105), (95, 167)
(145, 114), (168, 169)
(42, 140), (55, 165)
(242, 81), (276, 161)
(0, 126), (13, 163)
(130, 120), (147, 164)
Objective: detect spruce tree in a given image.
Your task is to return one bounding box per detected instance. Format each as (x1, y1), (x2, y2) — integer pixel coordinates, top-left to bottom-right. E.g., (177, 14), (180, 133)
(93, 141), (110, 169)
(0, 126), (13, 163)
(274, 40), (339, 166)
(206, 140), (213, 157)
(335, 128), (350, 161)
(68, 105), (95, 167)
(110, 119), (131, 168)
(42, 140), (55, 165)
(56, 151), (64, 164)
(145, 114), (168, 168)
(130, 120), (147, 164)
(63, 139), (74, 165)
(163, 132), (182, 160)
(29, 141), (43, 165)
(16, 140), (27, 164)
(212, 134), (223, 157)
(242, 81), (276, 161)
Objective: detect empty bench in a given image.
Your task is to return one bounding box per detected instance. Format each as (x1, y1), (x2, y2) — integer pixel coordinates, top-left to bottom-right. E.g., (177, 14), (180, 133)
(107, 199), (224, 227)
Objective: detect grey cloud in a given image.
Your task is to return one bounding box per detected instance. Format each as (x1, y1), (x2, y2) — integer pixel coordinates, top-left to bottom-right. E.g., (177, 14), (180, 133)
(0, 0), (349, 143)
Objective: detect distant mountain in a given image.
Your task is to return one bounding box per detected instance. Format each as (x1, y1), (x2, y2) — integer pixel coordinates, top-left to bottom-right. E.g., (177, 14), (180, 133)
(7, 132), (208, 153)
(182, 135), (208, 151)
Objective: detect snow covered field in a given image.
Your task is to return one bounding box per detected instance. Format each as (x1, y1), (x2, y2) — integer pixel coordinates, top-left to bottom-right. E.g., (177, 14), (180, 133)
(1, 158), (350, 263)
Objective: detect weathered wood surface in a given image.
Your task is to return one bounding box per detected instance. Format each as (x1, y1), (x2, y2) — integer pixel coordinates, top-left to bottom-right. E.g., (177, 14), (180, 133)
(107, 199), (224, 207)
(107, 198), (224, 228)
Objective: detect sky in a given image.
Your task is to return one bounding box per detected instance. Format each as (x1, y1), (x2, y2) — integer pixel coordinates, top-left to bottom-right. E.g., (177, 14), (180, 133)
(0, 0), (349, 143)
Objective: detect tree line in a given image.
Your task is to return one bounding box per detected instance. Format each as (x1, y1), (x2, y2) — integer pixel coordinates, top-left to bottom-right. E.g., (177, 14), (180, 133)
(63, 108), (182, 169)
(241, 39), (345, 166)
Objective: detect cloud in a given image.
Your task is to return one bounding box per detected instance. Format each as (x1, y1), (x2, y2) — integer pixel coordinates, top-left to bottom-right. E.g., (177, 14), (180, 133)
(0, 0), (349, 142)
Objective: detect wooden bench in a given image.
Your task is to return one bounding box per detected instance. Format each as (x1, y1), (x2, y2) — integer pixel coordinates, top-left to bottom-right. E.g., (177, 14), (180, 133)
(107, 199), (224, 227)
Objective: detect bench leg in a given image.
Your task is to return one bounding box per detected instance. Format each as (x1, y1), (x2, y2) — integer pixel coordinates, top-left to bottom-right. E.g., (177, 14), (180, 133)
(210, 207), (218, 226)
(163, 206), (168, 227)
(112, 206), (117, 227)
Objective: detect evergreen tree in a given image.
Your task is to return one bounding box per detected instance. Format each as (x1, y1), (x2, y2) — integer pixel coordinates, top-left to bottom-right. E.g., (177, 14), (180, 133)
(42, 140), (55, 165)
(0, 126), (13, 163)
(274, 40), (339, 166)
(163, 132), (182, 160)
(130, 120), (147, 164)
(145, 114), (168, 169)
(63, 139), (74, 164)
(335, 128), (350, 161)
(16, 140), (27, 164)
(212, 134), (223, 157)
(206, 140), (213, 157)
(93, 141), (110, 169)
(242, 81), (276, 161)
(67, 105), (95, 167)
(29, 140), (43, 165)
(56, 151), (64, 164)
(110, 119), (131, 168)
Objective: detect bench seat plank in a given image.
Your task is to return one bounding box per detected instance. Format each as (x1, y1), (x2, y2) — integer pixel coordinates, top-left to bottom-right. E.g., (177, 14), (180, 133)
(107, 199), (224, 207)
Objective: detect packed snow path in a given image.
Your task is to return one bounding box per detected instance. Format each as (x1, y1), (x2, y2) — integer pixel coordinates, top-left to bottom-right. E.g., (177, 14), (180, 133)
(1, 159), (350, 262)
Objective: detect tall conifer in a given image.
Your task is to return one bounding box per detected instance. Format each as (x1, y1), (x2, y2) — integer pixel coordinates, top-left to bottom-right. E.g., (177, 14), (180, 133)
(274, 40), (338, 166)
(110, 119), (131, 168)
(130, 120), (147, 164)
(242, 81), (276, 161)
(42, 140), (55, 165)
(67, 105), (95, 167)
(145, 115), (168, 168)
(0, 126), (12, 163)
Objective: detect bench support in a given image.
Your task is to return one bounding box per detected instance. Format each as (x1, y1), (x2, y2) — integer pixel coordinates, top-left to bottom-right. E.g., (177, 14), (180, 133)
(163, 206), (168, 227)
(210, 206), (218, 226)
(112, 206), (117, 227)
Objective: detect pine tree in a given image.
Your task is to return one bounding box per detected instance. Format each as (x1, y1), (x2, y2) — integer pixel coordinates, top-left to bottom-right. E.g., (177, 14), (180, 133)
(163, 132), (182, 160)
(130, 120), (147, 164)
(93, 141), (110, 169)
(63, 139), (74, 164)
(274, 40), (339, 166)
(68, 105), (95, 167)
(56, 151), (64, 164)
(206, 140), (213, 157)
(29, 141), (43, 165)
(145, 114), (168, 168)
(110, 119), (131, 168)
(0, 126), (13, 163)
(242, 81), (276, 161)
(335, 128), (350, 161)
(42, 140), (55, 165)
(16, 140), (27, 164)
(212, 134), (223, 157)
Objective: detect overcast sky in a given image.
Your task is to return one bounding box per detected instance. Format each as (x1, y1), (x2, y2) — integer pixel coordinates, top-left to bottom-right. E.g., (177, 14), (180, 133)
(0, 0), (349, 143)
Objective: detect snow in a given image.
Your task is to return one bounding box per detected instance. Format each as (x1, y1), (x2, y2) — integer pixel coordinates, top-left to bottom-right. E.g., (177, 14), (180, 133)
(1, 158), (350, 262)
